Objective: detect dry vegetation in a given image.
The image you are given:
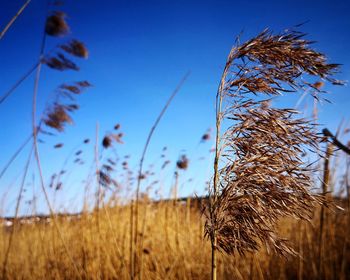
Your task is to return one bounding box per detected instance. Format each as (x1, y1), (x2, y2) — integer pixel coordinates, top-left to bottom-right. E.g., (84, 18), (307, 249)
(0, 199), (349, 279)
(1, 1), (350, 280)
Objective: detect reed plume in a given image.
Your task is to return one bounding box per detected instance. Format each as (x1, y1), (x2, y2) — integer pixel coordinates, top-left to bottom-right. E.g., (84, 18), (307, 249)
(205, 28), (343, 279)
(45, 11), (69, 37)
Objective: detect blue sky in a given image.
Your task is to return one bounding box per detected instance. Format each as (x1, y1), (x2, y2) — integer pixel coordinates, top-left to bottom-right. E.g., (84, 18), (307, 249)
(0, 0), (349, 215)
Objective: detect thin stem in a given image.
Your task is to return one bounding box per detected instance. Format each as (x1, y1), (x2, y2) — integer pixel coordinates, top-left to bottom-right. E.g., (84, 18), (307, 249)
(0, 134), (32, 180)
(340, 157), (350, 280)
(210, 52), (233, 280)
(211, 238), (217, 280)
(32, 57), (84, 280)
(0, 62), (39, 105)
(2, 146), (33, 279)
(133, 72), (190, 280)
(0, 121), (44, 180)
(317, 141), (333, 278)
(0, 0), (32, 40)
(31, 14), (83, 279)
(94, 123), (102, 278)
(0, 44), (63, 106)
(130, 199), (135, 280)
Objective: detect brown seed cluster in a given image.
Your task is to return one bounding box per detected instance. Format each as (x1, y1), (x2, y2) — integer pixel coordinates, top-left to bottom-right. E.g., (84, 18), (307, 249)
(54, 143), (63, 149)
(221, 29), (343, 100)
(98, 169), (118, 189)
(210, 104), (322, 255)
(45, 11), (69, 37)
(44, 53), (79, 71)
(43, 103), (74, 132)
(59, 81), (92, 97)
(102, 124), (124, 148)
(201, 129), (211, 142)
(42, 81), (91, 132)
(44, 16), (90, 73)
(205, 28), (343, 256)
(30, 5), (92, 203)
(176, 155), (189, 170)
(61, 40), (89, 59)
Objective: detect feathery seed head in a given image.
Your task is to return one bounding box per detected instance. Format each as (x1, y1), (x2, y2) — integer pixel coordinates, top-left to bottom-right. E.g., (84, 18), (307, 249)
(176, 155), (189, 170)
(61, 40), (89, 58)
(205, 28), (344, 257)
(45, 11), (69, 37)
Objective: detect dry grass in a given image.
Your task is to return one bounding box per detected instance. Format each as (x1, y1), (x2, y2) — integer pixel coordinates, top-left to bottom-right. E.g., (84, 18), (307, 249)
(0, 199), (348, 279)
(206, 27), (344, 279)
(1, 2), (349, 280)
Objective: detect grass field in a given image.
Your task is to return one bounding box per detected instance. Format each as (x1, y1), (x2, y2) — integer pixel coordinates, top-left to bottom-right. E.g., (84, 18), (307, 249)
(0, 197), (349, 279)
(1, 1), (350, 279)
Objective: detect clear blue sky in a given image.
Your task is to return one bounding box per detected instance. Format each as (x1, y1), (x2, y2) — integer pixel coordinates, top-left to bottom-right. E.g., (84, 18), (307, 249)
(0, 0), (349, 215)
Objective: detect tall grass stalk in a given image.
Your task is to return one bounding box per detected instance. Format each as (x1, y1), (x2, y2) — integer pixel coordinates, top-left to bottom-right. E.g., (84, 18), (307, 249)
(205, 28), (343, 280)
(30, 7), (84, 278)
(133, 72), (190, 280)
(317, 141), (333, 278)
(1, 147), (33, 279)
(0, 0), (32, 40)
